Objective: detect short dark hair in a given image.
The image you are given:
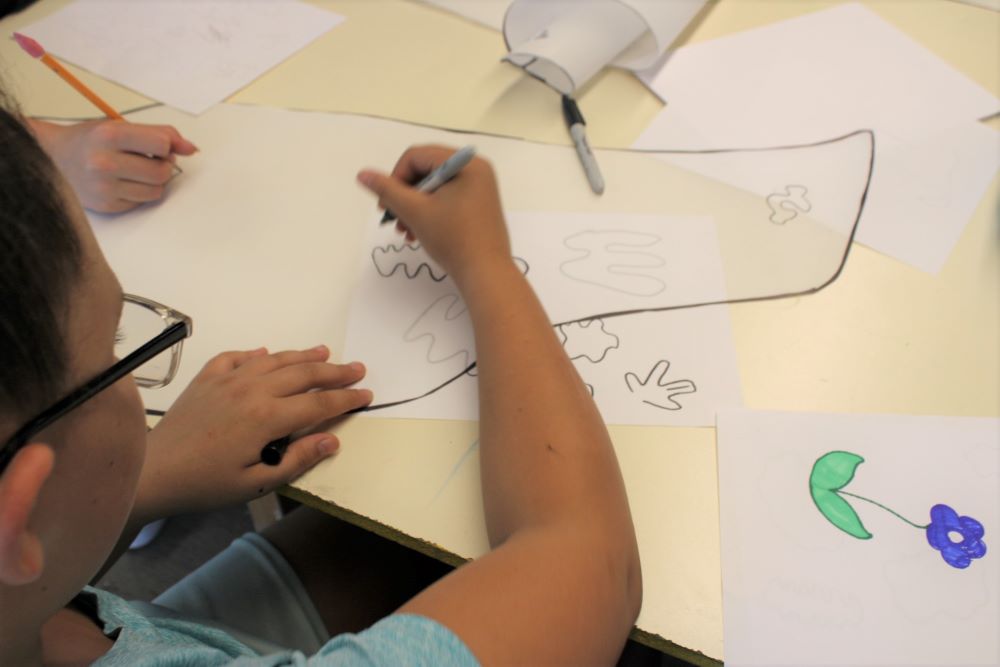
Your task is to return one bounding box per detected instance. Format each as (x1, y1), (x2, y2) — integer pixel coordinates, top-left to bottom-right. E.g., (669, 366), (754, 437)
(0, 90), (82, 422)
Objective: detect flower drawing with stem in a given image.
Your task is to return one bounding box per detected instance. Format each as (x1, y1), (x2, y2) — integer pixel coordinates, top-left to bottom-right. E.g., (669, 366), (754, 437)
(809, 451), (987, 569)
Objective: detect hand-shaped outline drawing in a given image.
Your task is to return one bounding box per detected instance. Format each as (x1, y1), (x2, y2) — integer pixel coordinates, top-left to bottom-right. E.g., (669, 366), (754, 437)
(624, 360), (697, 410)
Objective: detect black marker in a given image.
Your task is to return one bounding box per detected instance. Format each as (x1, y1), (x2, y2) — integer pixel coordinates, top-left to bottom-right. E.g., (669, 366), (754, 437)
(260, 435), (291, 466)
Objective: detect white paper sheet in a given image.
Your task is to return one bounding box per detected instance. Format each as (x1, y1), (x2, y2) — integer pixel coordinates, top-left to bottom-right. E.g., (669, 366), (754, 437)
(503, 0), (707, 94)
(346, 212), (742, 426)
(634, 3), (1000, 273)
(716, 410), (999, 666)
(20, 1), (345, 114)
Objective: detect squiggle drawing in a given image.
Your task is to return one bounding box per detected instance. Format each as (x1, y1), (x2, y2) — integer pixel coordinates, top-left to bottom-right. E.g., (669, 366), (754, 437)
(559, 230), (668, 297)
(766, 184), (811, 225)
(404, 294), (472, 367)
(373, 242), (447, 282)
(557, 319), (620, 363)
(810, 451), (988, 570)
(624, 359), (697, 410)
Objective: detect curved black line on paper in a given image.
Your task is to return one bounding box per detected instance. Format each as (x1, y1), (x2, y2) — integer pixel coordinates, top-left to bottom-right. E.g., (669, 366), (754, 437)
(356, 129), (875, 413)
(372, 242), (447, 282)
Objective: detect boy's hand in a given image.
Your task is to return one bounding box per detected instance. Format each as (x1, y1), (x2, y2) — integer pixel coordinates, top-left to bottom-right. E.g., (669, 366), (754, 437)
(357, 145), (513, 286)
(135, 345), (371, 522)
(28, 118), (197, 214)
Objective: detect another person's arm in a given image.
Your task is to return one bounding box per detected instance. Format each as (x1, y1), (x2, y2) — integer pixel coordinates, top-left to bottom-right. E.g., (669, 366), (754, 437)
(28, 118), (197, 213)
(358, 147), (642, 666)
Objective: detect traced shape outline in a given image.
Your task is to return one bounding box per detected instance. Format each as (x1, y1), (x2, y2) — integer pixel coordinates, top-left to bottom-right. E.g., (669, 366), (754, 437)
(559, 230), (668, 296)
(624, 359), (697, 411)
(359, 129), (875, 412)
(403, 293), (471, 368)
(767, 184), (812, 225)
(557, 318), (621, 363)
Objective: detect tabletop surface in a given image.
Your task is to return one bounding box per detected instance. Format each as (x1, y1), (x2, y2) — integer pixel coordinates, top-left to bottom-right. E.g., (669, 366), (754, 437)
(2, 1), (997, 664)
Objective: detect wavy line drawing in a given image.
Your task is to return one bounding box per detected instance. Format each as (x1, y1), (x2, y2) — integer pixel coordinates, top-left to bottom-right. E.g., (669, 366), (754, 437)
(403, 294), (472, 367)
(624, 360), (697, 410)
(557, 319), (620, 363)
(558, 230), (668, 297)
(767, 184), (812, 225)
(372, 242), (447, 282)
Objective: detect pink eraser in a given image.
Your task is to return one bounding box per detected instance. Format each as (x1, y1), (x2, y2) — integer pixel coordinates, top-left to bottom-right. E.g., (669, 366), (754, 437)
(13, 32), (45, 59)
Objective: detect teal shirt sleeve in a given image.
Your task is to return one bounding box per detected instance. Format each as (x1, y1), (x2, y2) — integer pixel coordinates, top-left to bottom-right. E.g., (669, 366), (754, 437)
(86, 587), (479, 667)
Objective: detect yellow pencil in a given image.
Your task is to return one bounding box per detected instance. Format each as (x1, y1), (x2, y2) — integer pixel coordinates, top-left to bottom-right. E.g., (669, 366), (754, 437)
(13, 32), (124, 120)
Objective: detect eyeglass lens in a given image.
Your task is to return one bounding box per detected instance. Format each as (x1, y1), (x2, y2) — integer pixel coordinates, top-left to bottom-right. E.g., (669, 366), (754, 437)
(116, 300), (177, 385)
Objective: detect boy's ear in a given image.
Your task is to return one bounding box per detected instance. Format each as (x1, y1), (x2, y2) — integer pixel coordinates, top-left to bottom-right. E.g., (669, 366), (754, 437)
(0, 443), (55, 586)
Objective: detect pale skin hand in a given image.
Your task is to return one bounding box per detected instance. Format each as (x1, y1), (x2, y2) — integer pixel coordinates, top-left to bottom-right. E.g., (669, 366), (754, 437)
(132, 344), (372, 526)
(358, 146), (642, 666)
(27, 118), (197, 214)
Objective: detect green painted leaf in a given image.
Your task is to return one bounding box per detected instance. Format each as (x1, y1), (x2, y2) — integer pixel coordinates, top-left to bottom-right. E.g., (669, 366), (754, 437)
(809, 451), (872, 540)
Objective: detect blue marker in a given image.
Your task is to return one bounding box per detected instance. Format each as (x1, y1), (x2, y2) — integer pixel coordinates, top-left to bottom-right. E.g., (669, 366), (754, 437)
(380, 145), (477, 224)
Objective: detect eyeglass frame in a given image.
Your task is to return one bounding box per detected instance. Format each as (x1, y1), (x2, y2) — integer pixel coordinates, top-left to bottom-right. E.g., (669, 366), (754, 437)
(0, 294), (192, 472)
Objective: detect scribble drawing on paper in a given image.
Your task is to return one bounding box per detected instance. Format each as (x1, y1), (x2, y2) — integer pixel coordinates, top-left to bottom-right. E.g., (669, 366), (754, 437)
(559, 230), (668, 296)
(766, 184), (811, 225)
(810, 451), (988, 570)
(373, 242), (448, 282)
(624, 360), (697, 410)
(557, 319), (620, 363)
(404, 294), (472, 367)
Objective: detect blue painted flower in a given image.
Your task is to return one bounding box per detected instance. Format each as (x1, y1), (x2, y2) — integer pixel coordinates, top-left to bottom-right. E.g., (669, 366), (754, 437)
(926, 504), (987, 569)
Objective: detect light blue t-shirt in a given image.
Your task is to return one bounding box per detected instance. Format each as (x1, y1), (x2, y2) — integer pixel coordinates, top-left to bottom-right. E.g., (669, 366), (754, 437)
(79, 587), (479, 666)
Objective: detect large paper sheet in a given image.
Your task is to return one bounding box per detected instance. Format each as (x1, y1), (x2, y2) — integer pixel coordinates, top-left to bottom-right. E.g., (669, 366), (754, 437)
(20, 1), (345, 114)
(346, 212), (742, 426)
(634, 3), (1000, 273)
(88, 105), (870, 421)
(716, 409), (999, 666)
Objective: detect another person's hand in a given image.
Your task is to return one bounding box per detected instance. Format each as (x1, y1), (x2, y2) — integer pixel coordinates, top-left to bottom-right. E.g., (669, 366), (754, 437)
(357, 145), (512, 285)
(135, 345), (372, 522)
(28, 118), (197, 213)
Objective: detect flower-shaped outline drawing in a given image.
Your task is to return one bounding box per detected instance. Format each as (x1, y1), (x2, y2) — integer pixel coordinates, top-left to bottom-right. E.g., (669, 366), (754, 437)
(925, 503), (987, 569)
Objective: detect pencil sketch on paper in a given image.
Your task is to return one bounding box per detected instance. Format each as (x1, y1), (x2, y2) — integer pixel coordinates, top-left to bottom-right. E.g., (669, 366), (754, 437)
(559, 231), (668, 296)
(766, 184), (812, 224)
(624, 359), (697, 411)
(403, 293), (472, 367)
(810, 450), (988, 569)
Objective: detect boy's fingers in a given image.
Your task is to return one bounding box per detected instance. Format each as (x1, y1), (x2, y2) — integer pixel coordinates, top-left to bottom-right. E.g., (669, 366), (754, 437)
(279, 388), (374, 430)
(237, 346), (332, 375)
(357, 170), (426, 224)
(201, 348), (268, 375)
(389, 144), (453, 183)
(267, 361), (366, 397)
(249, 434), (340, 489)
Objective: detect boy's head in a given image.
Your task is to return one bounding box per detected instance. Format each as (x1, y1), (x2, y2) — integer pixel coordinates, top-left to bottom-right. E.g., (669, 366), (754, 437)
(0, 95), (147, 635)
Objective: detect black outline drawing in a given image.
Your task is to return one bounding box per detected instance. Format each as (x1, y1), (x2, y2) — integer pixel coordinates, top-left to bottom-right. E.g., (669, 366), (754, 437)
(624, 360), (697, 411)
(372, 242), (447, 282)
(557, 319), (620, 363)
(766, 184), (812, 225)
(354, 129), (875, 413)
(559, 230), (668, 296)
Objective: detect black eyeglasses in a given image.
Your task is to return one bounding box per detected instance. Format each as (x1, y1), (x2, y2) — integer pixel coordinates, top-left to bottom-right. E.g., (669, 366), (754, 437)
(0, 294), (192, 472)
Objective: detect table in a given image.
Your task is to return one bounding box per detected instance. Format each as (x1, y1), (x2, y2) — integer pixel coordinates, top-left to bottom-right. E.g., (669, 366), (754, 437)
(2, 1), (996, 663)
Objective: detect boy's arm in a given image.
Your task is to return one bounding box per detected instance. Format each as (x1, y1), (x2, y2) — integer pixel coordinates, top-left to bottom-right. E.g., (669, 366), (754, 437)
(358, 148), (641, 666)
